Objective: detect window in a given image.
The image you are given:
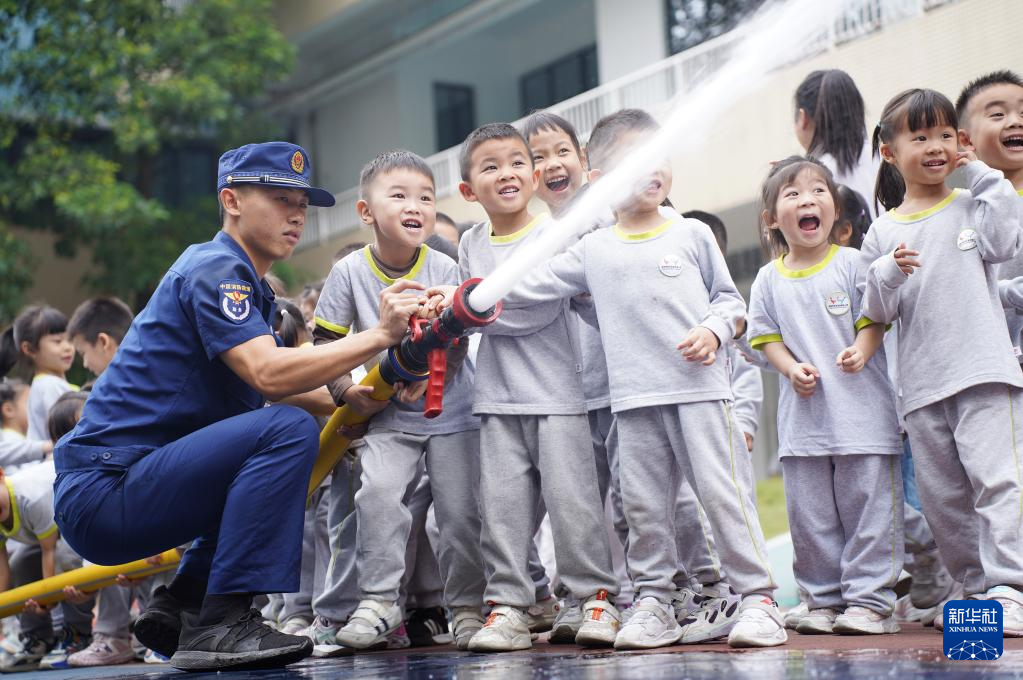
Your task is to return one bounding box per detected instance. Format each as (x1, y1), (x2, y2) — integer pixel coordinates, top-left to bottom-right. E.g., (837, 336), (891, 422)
(666, 0), (766, 55)
(434, 83), (475, 151)
(519, 45), (598, 115)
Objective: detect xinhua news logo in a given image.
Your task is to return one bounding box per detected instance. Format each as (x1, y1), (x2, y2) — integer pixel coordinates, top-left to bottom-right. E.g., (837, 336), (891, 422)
(943, 600), (1003, 661)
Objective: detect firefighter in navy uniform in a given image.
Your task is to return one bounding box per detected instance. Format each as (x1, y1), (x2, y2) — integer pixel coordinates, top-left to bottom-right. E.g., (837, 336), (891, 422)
(53, 142), (424, 671)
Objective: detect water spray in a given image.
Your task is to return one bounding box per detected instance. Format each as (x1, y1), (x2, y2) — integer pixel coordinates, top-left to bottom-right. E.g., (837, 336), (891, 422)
(467, 0), (849, 313)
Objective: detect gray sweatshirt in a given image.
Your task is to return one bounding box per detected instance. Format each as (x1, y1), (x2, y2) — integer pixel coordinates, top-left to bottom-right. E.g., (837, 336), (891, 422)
(861, 161), (1023, 415)
(749, 245), (901, 457)
(503, 216), (745, 413)
(995, 189), (1023, 359)
(459, 216), (587, 415)
(315, 245), (479, 435)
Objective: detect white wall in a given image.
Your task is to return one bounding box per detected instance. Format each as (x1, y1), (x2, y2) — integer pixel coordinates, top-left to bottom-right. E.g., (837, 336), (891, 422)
(594, 0), (667, 81)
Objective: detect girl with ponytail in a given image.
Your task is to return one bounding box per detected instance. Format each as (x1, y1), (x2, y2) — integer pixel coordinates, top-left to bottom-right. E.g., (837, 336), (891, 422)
(860, 87), (1023, 631)
(794, 69), (880, 218)
(0, 306), (75, 441)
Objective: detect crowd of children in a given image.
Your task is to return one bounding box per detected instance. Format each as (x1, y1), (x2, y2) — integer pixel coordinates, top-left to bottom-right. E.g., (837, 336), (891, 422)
(0, 66), (1021, 670)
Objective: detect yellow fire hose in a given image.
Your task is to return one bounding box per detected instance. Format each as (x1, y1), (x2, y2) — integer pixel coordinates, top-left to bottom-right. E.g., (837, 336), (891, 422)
(0, 367), (393, 620)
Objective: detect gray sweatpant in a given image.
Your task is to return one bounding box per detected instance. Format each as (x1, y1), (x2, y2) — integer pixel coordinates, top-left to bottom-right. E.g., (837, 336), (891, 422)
(674, 480), (723, 588)
(782, 454), (904, 615)
(479, 413), (618, 606)
(280, 483), (330, 624)
(355, 428), (484, 608)
(616, 402), (774, 603)
(904, 382), (1023, 596)
(589, 407), (633, 603)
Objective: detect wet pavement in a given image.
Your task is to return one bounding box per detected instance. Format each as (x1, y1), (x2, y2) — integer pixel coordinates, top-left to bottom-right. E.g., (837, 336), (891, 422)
(28, 624), (1023, 679)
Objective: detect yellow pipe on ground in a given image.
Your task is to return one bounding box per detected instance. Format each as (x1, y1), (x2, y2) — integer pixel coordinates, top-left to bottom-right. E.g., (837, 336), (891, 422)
(0, 549), (181, 619)
(0, 366), (395, 619)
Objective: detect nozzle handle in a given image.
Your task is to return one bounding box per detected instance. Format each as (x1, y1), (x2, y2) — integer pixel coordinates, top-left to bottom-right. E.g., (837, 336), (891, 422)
(423, 348), (446, 418)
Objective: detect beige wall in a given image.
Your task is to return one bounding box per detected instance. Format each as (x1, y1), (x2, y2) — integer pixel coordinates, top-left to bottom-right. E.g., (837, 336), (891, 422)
(15, 228), (95, 315)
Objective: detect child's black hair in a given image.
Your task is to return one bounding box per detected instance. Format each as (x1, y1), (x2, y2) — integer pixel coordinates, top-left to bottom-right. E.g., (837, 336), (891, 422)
(794, 70), (867, 176)
(67, 297), (134, 345)
(458, 123), (532, 183)
(586, 108), (659, 172)
(956, 70), (1023, 123)
(0, 306), (68, 378)
(47, 390), (88, 442)
(0, 379), (27, 426)
(272, 298), (307, 349)
(872, 89), (958, 212)
(833, 184), (871, 250)
(359, 149), (434, 199)
(333, 242), (367, 264)
(521, 110), (582, 154)
(683, 210), (727, 253)
(759, 156), (839, 257)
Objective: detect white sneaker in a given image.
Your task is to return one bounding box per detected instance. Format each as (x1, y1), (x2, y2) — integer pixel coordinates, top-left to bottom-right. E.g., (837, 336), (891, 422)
(468, 605), (532, 652)
(727, 597), (788, 648)
(278, 616), (311, 636)
(983, 585), (1023, 637)
(833, 606), (900, 634)
(299, 616), (340, 646)
(909, 550), (956, 609)
(679, 583), (742, 643)
(548, 601), (583, 644)
(795, 608), (840, 634)
(783, 601), (808, 629)
(526, 596), (560, 633)
(335, 599), (402, 649)
(451, 607), (485, 651)
(613, 597), (682, 650)
(576, 591), (620, 647)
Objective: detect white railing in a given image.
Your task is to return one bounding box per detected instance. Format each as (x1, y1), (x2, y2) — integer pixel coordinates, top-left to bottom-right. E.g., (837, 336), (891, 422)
(299, 0), (961, 250)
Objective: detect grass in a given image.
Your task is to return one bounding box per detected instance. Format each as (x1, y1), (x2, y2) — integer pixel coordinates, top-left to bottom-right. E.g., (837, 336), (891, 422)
(756, 474), (789, 539)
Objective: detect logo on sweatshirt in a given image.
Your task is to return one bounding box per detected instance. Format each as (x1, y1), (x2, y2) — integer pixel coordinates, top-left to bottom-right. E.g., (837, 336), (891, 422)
(658, 254), (683, 277)
(957, 228), (978, 251)
(825, 291), (850, 316)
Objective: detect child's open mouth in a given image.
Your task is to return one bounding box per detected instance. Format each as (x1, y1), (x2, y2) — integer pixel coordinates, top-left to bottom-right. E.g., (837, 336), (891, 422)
(545, 176), (570, 192)
(644, 179), (662, 193)
(401, 219), (422, 232)
(798, 215), (820, 233)
(923, 158), (946, 169)
(1003, 134), (1023, 152)
(498, 186), (519, 197)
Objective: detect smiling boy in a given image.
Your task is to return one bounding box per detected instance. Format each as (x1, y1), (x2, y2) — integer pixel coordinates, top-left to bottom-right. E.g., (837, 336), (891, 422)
(314, 150), (486, 651)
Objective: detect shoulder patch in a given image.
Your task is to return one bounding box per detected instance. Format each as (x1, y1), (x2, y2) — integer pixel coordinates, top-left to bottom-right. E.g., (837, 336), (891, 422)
(219, 279), (254, 323)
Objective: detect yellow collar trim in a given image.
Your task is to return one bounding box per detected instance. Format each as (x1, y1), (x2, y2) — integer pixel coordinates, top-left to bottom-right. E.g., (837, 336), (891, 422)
(1017, 189), (1023, 197)
(0, 429), (24, 440)
(363, 244), (429, 285)
(1, 478), (20, 539)
(774, 244), (840, 279)
(489, 214), (545, 244)
(613, 220), (673, 242)
(889, 189), (960, 223)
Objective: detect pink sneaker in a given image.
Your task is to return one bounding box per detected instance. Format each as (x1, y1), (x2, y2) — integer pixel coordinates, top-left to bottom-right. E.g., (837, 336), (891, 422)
(67, 634), (134, 667)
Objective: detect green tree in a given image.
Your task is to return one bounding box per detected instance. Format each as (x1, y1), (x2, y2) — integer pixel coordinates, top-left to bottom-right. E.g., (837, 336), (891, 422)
(0, 0), (295, 316)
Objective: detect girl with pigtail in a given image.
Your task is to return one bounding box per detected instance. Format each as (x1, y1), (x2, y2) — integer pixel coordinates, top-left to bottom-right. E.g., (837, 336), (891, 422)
(0, 306), (76, 442)
(860, 88), (1023, 634)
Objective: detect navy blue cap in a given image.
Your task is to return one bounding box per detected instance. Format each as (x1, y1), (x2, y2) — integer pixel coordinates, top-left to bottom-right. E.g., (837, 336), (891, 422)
(217, 141), (335, 207)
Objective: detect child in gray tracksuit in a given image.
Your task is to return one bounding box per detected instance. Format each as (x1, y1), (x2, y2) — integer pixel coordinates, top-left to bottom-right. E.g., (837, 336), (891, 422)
(863, 88), (1023, 634)
(455, 123), (621, 653)
(499, 110), (780, 650)
(315, 150), (485, 651)
(750, 157), (904, 636)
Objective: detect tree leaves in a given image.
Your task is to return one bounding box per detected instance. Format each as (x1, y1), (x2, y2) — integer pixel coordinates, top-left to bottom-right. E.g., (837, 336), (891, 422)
(0, 0), (295, 316)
